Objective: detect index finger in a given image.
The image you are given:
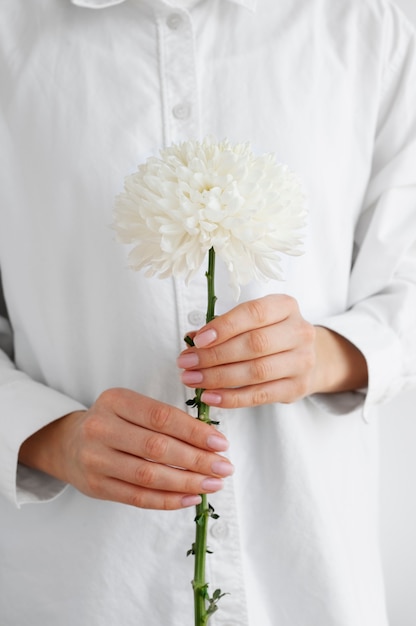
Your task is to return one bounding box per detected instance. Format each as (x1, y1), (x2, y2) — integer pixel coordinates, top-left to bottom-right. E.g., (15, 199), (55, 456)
(97, 388), (229, 452)
(193, 294), (297, 348)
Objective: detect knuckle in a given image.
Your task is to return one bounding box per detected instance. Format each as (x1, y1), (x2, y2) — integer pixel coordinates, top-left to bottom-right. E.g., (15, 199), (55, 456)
(129, 490), (177, 511)
(295, 339), (316, 374)
(80, 413), (103, 441)
(227, 392), (242, 409)
(148, 404), (172, 432)
(250, 358), (272, 382)
(134, 462), (157, 488)
(294, 377), (309, 398)
(251, 387), (272, 406)
(246, 298), (268, 325)
(187, 420), (205, 444)
(191, 450), (207, 473)
(248, 329), (269, 355)
(182, 473), (197, 494)
(219, 313), (238, 338)
(281, 294), (298, 313)
(303, 348), (316, 372)
(77, 444), (93, 471)
(285, 378), (309, 403)
(83, 471), (102, 497)
(207, 344), (223, 366)
(97, 387), (123, 408)
(160, 495), (176, 511)
(144, 433), (169, 460)
(129, 490), (147, 509)
(209, 366), (226, 388)
(299, 321), (316, 345)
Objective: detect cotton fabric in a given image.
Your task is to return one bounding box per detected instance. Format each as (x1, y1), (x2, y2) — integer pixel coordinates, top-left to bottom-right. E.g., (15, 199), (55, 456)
(0, 0), (416, 624)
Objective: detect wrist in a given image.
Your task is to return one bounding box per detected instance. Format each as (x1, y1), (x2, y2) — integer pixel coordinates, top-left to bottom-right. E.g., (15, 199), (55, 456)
(19, 410), (86, 482)
(310, 326), (368, 395)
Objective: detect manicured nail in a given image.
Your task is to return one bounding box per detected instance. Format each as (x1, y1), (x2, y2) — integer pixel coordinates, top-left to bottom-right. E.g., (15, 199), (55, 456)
(211, 460), (234, 477)
(206, 434), (229, 451)
(182, 495), (202, 507)
(177, 352), (199, 368)
(201, 391), (222, 405)
(181, 370), (203, 385)
(194, 328), (217, 348)
(201, 477), (223, 492)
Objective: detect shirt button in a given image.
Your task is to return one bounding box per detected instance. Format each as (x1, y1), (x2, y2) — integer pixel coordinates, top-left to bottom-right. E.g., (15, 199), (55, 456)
(166, 13), (183, 30)
(172, 102), (191, 120)
(210, 520), (230, 540)
(188, 310), (205, 326)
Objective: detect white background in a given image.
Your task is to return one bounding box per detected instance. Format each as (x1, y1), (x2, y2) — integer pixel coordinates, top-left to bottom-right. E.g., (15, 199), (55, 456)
(380, 390), (416, 626)
(379, 4), (416, 624)
(395, 0), (416, 24)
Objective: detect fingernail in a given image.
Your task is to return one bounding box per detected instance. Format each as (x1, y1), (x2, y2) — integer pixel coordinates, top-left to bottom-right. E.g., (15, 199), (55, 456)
(211, 460), (234, 477)
(206, 434), (229, 451)
(194, 328), (217, 348)
(177, 352), (199, 368)
(182, 495), (202, 507)
(181, 370), (203, 385)
(201, 477), (223, 492)
(201, 391), (222, 406)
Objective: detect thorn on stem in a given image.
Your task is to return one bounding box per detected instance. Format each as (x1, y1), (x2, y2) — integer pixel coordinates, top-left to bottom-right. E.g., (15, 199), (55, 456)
(184, 335), (195, 347)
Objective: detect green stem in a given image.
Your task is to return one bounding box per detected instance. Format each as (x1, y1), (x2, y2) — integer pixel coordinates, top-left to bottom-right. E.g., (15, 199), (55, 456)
(193, 247), (217, 626)
(193, 495), (209, 626)
(206, 247), (217, 325)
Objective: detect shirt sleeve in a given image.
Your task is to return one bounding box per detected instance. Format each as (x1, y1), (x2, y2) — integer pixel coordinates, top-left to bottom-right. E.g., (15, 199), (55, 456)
(0, 287), (86, 507)
(313, 10), (416, 421)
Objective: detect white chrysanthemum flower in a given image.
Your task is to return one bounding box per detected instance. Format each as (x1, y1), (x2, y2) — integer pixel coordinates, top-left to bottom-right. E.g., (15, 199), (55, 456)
(113, 137), (307, 298)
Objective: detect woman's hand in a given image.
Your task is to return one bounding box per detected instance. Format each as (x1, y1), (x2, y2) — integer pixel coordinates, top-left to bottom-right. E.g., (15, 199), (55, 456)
(19, 388), (234, 510)
(177, 294), (368, 408)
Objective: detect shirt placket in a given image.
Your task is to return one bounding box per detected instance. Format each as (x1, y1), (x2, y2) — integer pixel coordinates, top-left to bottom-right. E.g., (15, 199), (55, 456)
(154, 8), (249, 626)
(156, 5), (200, 146)
(155, 2), (206, 404)
(206, 410), (251, 626)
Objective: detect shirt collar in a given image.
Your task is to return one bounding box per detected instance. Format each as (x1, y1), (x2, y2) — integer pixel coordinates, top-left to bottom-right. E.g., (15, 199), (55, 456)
(71, 0), (125, 6)
(71, 0), (257, 11)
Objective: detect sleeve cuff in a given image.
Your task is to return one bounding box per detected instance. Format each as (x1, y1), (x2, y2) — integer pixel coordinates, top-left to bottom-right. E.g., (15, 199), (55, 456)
(313, 310), (403, 422)
(0, 379), (86, 507)
(308, 389), (366, 419)
(16, 465), (69, 506)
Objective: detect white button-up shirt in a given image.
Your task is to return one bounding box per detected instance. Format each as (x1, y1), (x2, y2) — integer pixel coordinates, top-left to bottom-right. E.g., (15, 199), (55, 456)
(1, 0), (415, 624)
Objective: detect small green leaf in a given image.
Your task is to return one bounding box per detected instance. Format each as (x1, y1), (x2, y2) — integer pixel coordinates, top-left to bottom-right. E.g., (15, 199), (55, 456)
(208, 503), (220, 519)
(186, 543), (196, 557)
(206, 588), (229, 616)
(213, 588), (224, 600)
